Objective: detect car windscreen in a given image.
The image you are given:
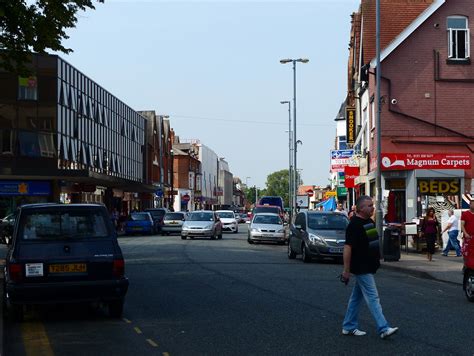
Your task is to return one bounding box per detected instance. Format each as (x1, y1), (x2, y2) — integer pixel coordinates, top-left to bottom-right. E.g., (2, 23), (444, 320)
(164, 213), (184, 220)
(129, 213), (149, 221)
(253, 215), (282, 225)
(146, 210), (166, 218)
(187, 212), (214, 221)
(19, 209), (111, 240)
(217, 212), (234, 218)
(254, 207), (279, 214)
(307, 214), (348, 230)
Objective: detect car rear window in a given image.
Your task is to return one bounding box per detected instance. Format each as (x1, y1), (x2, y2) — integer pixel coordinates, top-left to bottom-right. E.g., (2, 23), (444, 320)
(129, 213), (150, 221)
(19, 209), (111, 240)
(164, 213), (184, 220)
(146, 209), (166, 218)
(187, 212), (214, 221)
(217, 212), (234, 218)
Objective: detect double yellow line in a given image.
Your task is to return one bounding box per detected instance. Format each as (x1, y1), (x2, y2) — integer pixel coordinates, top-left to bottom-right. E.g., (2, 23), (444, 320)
(21, 321), (54, 356)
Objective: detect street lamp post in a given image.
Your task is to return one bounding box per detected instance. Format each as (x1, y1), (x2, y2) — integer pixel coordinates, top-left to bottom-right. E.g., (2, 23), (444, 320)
(280, 58), (309, 218)
(375, 0), (383, 238)
(280, 100), (292, 219)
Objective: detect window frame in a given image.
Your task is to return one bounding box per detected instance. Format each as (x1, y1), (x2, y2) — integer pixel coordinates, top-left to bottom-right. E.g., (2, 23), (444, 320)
(447, 16), (470, 60)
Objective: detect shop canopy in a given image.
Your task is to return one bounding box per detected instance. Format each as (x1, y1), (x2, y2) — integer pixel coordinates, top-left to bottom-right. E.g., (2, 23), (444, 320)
(315, 197), (337, 211)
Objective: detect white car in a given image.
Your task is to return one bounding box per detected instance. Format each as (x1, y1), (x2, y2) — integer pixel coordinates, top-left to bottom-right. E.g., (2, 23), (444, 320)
(216, 210), (238, 233)
(248, 213), (286, 244)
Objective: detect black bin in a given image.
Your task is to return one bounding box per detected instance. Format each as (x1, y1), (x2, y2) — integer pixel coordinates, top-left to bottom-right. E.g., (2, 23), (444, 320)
(383, 226), (401, 262)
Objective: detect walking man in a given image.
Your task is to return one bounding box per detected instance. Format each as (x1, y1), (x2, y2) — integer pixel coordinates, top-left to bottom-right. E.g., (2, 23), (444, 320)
(441, 209), (461, 257)
(341, 195), (398, 339)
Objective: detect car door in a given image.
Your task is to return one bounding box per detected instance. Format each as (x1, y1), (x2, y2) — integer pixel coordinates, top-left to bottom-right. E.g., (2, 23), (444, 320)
(291, 213), (306, 253)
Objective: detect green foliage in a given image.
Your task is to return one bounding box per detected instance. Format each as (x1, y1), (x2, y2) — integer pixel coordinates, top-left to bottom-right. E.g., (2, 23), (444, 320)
(243, 186), (266, 206)
(0, 0), (103, 74)
(264, 169), (302, 207)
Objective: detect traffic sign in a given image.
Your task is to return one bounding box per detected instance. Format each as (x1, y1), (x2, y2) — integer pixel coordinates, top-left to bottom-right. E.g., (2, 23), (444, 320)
(182, 194), (191, 202)
(306, 189), (314, 197)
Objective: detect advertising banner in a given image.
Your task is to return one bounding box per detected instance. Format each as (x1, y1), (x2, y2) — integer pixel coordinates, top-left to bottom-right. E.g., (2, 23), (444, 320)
(330, 149), (354, 172)
(381, 153), (471, 171)
(346, 107), (356, 144)
(344, 166), (360, 188)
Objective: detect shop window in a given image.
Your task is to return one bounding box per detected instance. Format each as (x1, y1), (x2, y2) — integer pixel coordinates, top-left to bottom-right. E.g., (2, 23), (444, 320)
(18, 76), (38, 101)
(447, 16), (470, 61)
(0, 129), (13, 154)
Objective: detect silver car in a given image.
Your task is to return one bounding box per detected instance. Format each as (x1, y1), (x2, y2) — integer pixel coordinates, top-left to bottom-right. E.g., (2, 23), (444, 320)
(161, 212), (187, 235)
(181, 211), (223, 240)
(247, 213), (286, 244)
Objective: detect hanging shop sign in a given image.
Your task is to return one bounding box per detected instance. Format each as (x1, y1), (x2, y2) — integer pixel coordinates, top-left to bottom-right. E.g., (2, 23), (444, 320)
(381, 153), (471, 171)
(330, 149), (355, 172)
(417, 179), (460, 195)
(344, 166), (360, 188)
(346, 107), (356, 144)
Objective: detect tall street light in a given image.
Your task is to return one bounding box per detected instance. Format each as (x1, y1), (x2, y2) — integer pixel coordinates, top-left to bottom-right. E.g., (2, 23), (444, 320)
(280, 58), (309, 218)
(280, 100), (292, 219)
(375, 0), (383, 238)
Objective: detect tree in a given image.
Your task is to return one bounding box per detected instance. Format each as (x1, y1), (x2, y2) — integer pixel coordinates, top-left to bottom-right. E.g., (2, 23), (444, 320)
(0, 0), (103, 74)
(265, 169), (302, 207)
(243, 186), (266, 208)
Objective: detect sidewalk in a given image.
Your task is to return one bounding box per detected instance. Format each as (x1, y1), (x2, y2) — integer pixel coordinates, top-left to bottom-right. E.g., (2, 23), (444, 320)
(381, 249), (464, 285)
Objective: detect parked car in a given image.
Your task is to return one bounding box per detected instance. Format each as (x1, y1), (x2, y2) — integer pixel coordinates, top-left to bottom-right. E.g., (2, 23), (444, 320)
(124, 212), (154, 235)
(248, 213), (286, 244)
(216, 210), (238, 233)
(3, 203), (129, 320)
(144, 208), (169, 233)
(161, 212), (186, 235)
(0, 213), (16, 244)
(181, 211), (222, 240)
(239, 213), (249, 223)
(288, 211), (349, 262)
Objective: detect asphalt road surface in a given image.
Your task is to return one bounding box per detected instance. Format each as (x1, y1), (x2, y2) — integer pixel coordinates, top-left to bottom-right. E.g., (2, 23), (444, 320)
(3, 226), (474, 356)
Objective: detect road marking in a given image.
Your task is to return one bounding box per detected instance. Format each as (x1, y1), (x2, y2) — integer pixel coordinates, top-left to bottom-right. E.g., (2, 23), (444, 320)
(123, 318), (132, 323)
(134, 326), (143, 334)
(22, 321), (55, 356)
(163, 353), (170, 356)
(146, 339), (158, 347)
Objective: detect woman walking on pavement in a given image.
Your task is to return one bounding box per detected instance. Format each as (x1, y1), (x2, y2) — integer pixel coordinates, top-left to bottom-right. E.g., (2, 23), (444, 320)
(420, 207), (439, 261)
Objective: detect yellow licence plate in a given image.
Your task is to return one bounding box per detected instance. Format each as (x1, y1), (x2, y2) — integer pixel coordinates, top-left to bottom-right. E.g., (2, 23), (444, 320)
(49, 263), (87, 273)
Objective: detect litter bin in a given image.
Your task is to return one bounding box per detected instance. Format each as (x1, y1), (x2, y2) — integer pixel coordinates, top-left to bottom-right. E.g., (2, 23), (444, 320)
(383, 226), (401, 262)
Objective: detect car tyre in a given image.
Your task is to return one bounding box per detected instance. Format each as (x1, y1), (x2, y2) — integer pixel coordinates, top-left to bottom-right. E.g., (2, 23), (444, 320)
(248, 239), (254, 244)
(234, 228), (238, 234)
(181, 235), (187, 240)
(464, 270), (474, 302)
(301, 243), (311, 263)
(109, 299), (124, 318)
(287, 242), (296, 259)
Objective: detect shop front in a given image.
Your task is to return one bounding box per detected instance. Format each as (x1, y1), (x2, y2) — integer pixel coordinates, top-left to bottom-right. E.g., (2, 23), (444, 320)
(0, 180), (52, 217)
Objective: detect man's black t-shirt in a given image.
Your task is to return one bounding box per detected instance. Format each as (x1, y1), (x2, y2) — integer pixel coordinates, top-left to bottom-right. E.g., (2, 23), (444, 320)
(345, 216), (380, 274)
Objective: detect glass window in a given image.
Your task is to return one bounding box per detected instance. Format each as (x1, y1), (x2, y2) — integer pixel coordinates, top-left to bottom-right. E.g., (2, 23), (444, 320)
(0, 129), (13, 154)
(19, 131), (41, 157)
(18, 76), (38, 101)
(253, 215), (282, 225)
(447, 16), (470, 59)
(307, 213), (348, 230)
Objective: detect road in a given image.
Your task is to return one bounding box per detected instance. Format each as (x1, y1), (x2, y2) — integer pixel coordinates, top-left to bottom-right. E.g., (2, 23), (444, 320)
(3, 225), (474, 355)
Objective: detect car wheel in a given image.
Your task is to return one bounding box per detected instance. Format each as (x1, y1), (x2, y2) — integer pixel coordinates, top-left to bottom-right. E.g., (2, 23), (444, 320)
(464, 270), (474, 302)
(287, 241), (296, 259)
(109, 299), (124, 318)
(301, 243), (311, 263)
(210, 232), (216, 240)
(248, 239), (254, 244)
(234, 228), (238, 234)
(181, 235), (187, 240)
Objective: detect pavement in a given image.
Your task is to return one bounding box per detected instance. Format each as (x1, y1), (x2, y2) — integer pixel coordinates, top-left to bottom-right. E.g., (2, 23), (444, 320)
(381, 248), (465, 285)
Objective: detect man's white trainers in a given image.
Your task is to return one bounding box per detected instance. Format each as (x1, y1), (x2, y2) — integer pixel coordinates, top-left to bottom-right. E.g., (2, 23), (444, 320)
(380, 327), (399, 339)
(342, 328), (367, 336)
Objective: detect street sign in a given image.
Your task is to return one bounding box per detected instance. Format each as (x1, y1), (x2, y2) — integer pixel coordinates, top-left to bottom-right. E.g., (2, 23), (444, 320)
(306, 189), (314, 197)
(330, 149), (354, 172)
(296, 195), (309, 208)
(182, 194), (191, 202)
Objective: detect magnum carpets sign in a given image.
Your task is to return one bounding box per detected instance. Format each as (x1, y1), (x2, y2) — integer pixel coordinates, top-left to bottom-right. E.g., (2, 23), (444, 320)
(381, 153), (471, 171)
(346, 107), (356, 144)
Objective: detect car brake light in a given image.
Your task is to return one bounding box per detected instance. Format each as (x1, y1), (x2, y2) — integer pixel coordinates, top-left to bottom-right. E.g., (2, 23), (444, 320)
(113, 259), (125, 278)
(9, 263), (23, 282)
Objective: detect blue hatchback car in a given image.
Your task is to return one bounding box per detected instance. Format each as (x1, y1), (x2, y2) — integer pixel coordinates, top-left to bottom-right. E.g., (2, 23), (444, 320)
(124, 212), (154, 235)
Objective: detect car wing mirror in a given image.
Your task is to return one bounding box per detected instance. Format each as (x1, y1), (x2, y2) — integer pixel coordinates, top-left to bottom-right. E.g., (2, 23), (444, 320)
(294, 224), (303, 230)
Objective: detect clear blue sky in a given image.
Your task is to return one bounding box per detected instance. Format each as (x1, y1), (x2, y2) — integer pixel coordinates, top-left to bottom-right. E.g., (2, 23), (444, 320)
(60, 0), (360, 188)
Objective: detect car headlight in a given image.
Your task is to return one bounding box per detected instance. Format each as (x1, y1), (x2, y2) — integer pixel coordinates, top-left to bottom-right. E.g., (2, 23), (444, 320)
(182, 225), (190, 231)
(206, 224), (214, 229)
(277, 229), (285, 233)
(251, 228), (259, 232)
(308, 233), (326, 245)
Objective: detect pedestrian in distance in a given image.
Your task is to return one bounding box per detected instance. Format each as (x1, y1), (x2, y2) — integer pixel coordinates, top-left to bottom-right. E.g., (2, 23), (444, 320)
(348, 205), (357, 219)
(420, 207), (439, 262)
(341, 195), (399, 339)
(441, 209), (461, 257)
(336, 202), (348, 217)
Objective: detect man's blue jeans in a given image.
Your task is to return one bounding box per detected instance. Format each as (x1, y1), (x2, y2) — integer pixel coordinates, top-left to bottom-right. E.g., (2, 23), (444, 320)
(442, 230), (461, 256)
(342, 273), (390, 334)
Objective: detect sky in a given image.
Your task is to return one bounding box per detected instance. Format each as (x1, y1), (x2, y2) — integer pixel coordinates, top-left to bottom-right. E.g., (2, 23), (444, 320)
(58, 0), (360, 188)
